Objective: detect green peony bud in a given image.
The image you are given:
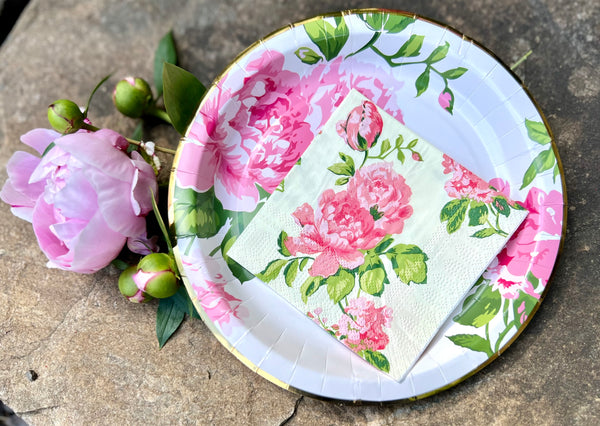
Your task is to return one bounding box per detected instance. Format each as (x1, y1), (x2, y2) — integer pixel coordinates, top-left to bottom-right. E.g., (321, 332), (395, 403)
(118, 265), (154, 303)
(112, 77), (153, 118)
(134, 253), (179, 299)
(47, 99), (85, 134)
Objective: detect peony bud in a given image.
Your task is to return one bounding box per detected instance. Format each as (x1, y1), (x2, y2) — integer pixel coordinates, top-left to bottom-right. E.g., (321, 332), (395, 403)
(336, 100), (383, 151)
(113, 77), (153, 118)
(47, 99), (85, 134)
(118, 265), (154, 303)
(412, 151), (423, 161)
(133, 253), (179, 299)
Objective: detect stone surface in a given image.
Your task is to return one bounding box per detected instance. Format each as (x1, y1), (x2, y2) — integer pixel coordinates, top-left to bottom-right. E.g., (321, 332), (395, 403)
(0, 0), (598, 424)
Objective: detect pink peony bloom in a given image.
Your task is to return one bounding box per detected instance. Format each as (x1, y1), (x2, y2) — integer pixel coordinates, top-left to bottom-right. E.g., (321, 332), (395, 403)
(347, 162), (413, 234)
(483, 257), (538, 300)
(438, 90), (452, 110)
(496, 185), (563, 282)
(195, 278), (246, 334)
(442, 154), (495, 203)
(336, 297), (393, 352)
(0, 128), (157, 273)
(177, 50), (406, 212)
(336, 100), (383, 151)
(284, 189), (386, 278)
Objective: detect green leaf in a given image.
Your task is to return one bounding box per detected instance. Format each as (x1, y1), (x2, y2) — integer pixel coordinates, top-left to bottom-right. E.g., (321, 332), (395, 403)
(327, 162), (354, 176)
(447, 334), (493, 356)
(415, 66), (431, 97)
(493, 196), (511, 217)
(441, 67), (468, 79)
(156, 297), (186, 348)
(396, 148), (406, 164)
(301, 276), (324, 303)
(221, 235), (255, 284)
(173, 186), (227, 239)
(525, 119), (551, 145)
(358, 252), (388, 296)
(553, 162), (560, 183)
(425, 41), (450, 64)
(384, 15), (415, 33)
(520, 148), (556, 189)
(131, 121), (143, 141)
(163, 63), (206, 135)
(299, 258), (309, 271)
(277, 231), (291, 257)
(256, 183), (271, 201)
(167, 285), (201, 319)
(154, 30), (178, 98)
(84, 74), (112, 117)
(471, 228), (497, 238)
(407, 138), (418, 149)
(373, 235), (394, 254)
(284, 259), (300, 287)
(294, 46), (323, 65)
(385, 244), (428, 284)
(361, 13), (385, 31)
(511, 283), (540, 325)
(326, 269), (355, 303)
(453, 282), (502, 327)
(362, 349), (390, 372)
(391, 34), (424, 58)
(440, 198), (470, 234)
(339, 152), (355, 173)
(468, 201), (489, 226)
(257, 259), (288, 283)
(304, 16), (349, 61)
(335, 177), (350, 186)
(111, 259), (129, 271)
(379, 138), (391, 156)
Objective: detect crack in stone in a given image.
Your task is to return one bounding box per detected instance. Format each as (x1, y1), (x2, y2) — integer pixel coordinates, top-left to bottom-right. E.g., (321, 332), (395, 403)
(17, 404), (58, 416)
(279, 396), (303, 426)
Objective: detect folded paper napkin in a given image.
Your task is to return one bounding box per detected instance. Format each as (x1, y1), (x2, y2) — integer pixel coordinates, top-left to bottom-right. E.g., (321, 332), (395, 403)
(228, 89), (528, 381)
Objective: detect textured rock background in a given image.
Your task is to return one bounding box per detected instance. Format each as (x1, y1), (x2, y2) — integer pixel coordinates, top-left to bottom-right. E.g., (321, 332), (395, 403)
(0, 0), (598, 424)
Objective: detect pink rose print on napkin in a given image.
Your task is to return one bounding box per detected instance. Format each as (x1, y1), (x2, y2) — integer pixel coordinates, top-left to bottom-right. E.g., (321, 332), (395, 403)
(335, 297), (393, 353)
(336, 100), (383, 151)
(284, 189), (386, 278)
(442, 153), (495, 203)
(347, 162), (413, 234)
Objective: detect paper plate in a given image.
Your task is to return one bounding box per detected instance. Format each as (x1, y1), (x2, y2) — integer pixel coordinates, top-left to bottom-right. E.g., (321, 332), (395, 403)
(168, 9), (566, 402)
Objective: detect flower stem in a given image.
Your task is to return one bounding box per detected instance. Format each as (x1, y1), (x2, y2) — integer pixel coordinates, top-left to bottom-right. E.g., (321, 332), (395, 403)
(126, 137), (177, 155)
(359, 150), (369, 169)
(346, 31), (381, 58)
(146, 105), (173, 125)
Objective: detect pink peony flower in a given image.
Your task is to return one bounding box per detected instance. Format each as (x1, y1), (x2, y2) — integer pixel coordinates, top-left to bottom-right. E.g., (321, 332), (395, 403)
(284, 189), (386, 278)
(347, 162), (413, 234)
(496, 185), (563, 282)
(336, 297), (393, 352)
(483, 257), (538, 300)
(336, 100), (383, 151)
(442, 154), (495, 203)
(194, 278), (246, 335)
(176, 50), (406, 212)
(438, 90), (452, 110)
(0, 128), (157, 273)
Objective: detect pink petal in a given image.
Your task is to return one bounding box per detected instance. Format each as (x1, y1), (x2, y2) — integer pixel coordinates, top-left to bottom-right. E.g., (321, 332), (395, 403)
(20, 128), (60, 155)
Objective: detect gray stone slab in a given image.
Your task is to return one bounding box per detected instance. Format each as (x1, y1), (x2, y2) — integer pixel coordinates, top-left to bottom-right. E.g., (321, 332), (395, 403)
(0, 0), (599, 424)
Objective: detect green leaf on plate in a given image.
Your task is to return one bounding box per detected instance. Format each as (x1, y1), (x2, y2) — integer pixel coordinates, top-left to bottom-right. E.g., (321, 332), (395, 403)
(163, 63), (206, 135)
(407, 138), (418, 149)
(447, 333), (493, 356)
(326, 269), (355, 303)
(425, 41), (450, 64)
(415, 66), (431, 97)
(525, 119), (551, 145)
(383, 15), (415, 33)
(294, 47), (323, 65)
(156, 296), (186, 349)
(358, 251), (388, 296)
(440, 198), (470, 234)
(468, 201), (489, 226)
(391, 34), (424, 58)
(553, 162), (560, 183)
(378, 138), (391, 156)
(154, 30), (178, 98)
(362, 349), (390, 372)
(520, 148), (556, 189)
(441, 67), (468, 80)
(328, 162), (354, 176)
(453, 282), (502, 327)
(304, 16), (349, 61)
(173, 186), (226, 239)
(493, 196), (511, 217)
(384, 244), (428, 284)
